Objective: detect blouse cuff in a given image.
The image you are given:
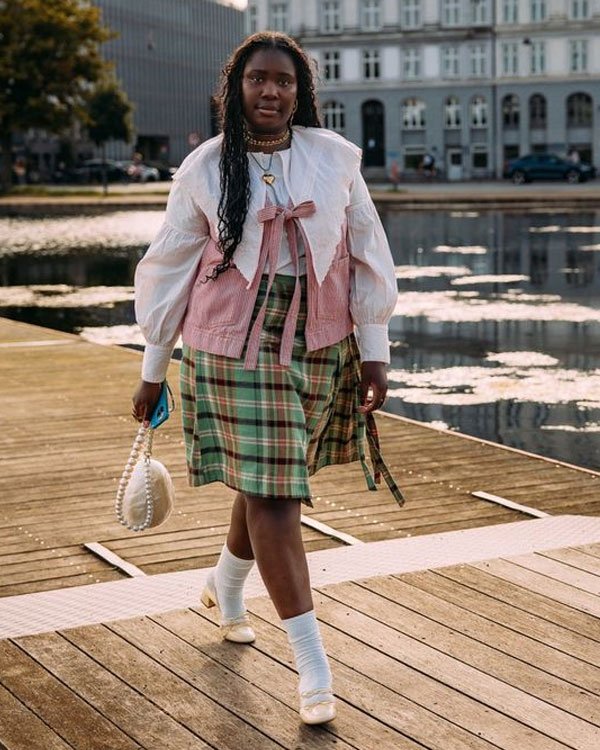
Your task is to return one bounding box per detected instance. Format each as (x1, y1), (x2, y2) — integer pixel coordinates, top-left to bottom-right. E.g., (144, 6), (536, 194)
(141, 343), (176, 384)
(355, 323), (390, 364)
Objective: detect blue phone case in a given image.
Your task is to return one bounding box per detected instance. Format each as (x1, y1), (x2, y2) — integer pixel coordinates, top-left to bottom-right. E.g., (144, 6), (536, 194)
(149, 381), (171, 428)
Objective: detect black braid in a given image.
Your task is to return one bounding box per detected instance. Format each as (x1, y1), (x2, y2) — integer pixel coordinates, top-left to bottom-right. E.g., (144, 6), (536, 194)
(206, 32), (321, 282)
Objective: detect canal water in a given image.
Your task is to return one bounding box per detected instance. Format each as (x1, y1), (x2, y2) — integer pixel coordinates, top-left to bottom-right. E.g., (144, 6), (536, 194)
(1, 207), (599, 471)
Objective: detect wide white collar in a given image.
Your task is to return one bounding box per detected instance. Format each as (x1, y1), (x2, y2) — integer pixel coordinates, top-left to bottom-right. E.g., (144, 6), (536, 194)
(176, 127), (361, 286)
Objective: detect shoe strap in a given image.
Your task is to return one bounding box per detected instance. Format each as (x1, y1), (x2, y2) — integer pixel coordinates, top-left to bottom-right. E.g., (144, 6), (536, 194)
(301, 688), (334, 700)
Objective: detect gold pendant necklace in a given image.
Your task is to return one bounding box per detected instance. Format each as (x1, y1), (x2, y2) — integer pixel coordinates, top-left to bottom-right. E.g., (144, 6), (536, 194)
(249, 151), (276, 184)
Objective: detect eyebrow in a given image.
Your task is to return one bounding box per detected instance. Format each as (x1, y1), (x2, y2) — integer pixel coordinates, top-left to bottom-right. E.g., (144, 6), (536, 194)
(246, 68), (295, 77)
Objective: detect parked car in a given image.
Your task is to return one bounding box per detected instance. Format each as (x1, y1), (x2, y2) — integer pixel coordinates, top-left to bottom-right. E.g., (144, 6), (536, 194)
(71, 159), (129, 184)
(503, 153), (596, 184)
(121, 160), (160, 183)
(143, 160), (178, 180)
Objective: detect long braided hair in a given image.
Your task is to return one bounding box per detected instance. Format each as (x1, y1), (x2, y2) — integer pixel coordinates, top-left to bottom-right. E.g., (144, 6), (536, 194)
(209, 32), (321, 280)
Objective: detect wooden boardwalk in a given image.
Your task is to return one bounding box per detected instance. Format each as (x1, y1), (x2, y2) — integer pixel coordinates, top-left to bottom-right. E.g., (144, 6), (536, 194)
(1, 521), (599, 749)
(1, 317), (598, 599)
(1, 317), (600, 748)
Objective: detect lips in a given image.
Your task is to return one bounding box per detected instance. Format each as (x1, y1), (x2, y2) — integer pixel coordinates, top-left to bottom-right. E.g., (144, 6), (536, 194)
(257, 105), (280, 112)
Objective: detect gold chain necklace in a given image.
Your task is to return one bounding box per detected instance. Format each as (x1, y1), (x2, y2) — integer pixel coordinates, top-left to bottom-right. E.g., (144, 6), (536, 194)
(245, 129), (291, 148)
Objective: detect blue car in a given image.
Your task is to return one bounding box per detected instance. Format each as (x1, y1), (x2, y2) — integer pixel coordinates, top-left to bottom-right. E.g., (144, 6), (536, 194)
(503, 153), (596, 184)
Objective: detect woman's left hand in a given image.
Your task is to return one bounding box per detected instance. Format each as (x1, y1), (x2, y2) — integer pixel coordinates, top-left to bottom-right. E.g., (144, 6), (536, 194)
(358, 361), (388, 414)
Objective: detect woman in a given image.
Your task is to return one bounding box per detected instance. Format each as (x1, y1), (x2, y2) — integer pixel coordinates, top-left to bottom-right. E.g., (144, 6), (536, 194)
(132, 31), (400, 725)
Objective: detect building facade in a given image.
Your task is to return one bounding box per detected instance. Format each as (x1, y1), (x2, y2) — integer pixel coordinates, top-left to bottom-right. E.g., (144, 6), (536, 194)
(248, 0), (600, 179)
(24, 0), (244, 178)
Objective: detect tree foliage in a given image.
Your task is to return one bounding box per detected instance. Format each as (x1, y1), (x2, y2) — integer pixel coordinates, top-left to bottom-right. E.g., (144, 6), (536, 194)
(0, 0), (126, 189)
(0, 0), (112, 130)
(87, 79), (134, 148)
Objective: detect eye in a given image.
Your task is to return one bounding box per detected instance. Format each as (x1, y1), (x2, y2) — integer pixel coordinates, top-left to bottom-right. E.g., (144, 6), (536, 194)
(248, 74), (263, 83)
(279, 79), (291, 87)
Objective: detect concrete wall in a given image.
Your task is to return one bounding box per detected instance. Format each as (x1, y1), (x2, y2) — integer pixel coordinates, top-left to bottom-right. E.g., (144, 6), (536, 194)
(96, 0), (245, 165)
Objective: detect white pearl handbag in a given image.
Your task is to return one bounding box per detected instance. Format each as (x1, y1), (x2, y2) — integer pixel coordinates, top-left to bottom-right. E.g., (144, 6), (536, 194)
(115, 423), (174, 532)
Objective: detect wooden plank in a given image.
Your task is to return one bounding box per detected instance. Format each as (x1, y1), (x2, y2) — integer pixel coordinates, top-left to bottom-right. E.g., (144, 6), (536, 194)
(14, 631), (212, 750)
(575, 543), (600, 560)
(310, 587), (598, 750)
(396, 569), (600, 668)
(157, 606), (497, 750)
(436, 566), (600, 641)
(472, 559), (600, 617)
(0, 570), (122, 597)
(63, 620), (351, 750)
(247, 595), (572, 750)
(352, 576), (600, 707)
(0, 683), (72, 750)
(0, 640), (141, 750)
(538, 549), (600, 576)
(506, 552), (600, 595)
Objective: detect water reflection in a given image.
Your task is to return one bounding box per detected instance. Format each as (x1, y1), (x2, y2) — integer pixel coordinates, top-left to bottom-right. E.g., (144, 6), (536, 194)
(1, 208), (599, 470)
(381, 207), (600, 470)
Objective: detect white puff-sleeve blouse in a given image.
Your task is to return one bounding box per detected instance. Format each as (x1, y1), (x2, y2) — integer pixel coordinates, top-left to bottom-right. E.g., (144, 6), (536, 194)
(135, 166), (397, 383)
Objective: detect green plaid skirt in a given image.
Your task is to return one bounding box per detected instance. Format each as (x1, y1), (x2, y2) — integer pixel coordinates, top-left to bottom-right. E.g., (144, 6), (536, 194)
(180, 273), (403, 506)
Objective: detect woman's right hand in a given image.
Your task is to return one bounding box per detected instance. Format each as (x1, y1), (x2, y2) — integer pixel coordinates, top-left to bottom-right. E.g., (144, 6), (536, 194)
(132, 380), (162, 426)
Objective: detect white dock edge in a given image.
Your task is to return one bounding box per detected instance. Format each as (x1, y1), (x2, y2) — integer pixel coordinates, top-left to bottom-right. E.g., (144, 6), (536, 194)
(1, 515), (599, 640)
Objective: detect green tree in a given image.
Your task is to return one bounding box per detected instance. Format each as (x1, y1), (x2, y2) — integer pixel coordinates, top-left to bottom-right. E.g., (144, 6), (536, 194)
(0, 0), (115, 191)
(87, 79), (134, 194)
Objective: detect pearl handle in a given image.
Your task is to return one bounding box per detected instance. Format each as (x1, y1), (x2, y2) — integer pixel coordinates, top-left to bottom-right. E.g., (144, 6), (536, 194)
(115, 423), (155, 532)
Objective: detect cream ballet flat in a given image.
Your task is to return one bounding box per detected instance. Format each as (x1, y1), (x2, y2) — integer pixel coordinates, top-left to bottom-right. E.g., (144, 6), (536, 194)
(299, 689), (337, 725)
(200, 572), (256, 644)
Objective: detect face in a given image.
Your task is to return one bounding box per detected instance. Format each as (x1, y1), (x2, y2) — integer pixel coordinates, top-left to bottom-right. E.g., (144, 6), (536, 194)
(241, 48), (298, 134)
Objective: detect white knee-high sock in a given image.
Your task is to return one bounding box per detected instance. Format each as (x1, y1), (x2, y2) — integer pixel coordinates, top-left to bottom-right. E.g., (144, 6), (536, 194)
(213, 545), (255, 621)
(282, 610), (333, 706)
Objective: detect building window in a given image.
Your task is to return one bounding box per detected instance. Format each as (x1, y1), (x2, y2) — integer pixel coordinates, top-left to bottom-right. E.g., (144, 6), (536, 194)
(470, 0), (489, 25)
(442, 0), (461, 26)
(404, 147), (426, 170)
(441, 45), (460, 78)
(363, 49), (381, 80)
(501, 42), (519, 75)
(472, 147), (488, 169)
(530, 0), (547, 22)
(403, 48), (421, 79)
(445, 96), (461, 128)
(402, 98), (426, 129)
(471, 95), (488, 126)
(361, 0), (381, 30)
(502, 94), (520, 128)
(269, 2), (288, 32)
(323, 50), (341, 81)
(248, 4), (258, 33)
(567, 92), (592, 127)
(570, 0), (590, 19)
(529, 94), (547, 128)
(321, 1), (342, 33)
(401, 0), (422, 28)
(530, 41), (546, 75)
(323, 101), (345, 133)
(570, 40), (588, 73)
(502, 0), (518, 23)
(469, 44), (487, 77)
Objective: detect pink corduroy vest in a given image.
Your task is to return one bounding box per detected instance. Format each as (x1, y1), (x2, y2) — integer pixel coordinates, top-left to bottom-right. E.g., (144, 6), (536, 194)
(181, 200), (353, 369)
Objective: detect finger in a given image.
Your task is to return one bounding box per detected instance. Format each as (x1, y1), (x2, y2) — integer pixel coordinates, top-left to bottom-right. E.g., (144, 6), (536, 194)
(359, 377), (369, 406)
(358, 386), (386, 414)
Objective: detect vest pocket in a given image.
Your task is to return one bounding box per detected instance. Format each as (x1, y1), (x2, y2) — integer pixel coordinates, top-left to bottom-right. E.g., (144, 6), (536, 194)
(316, 254), (350, 321)
(188, 263), (250, 328)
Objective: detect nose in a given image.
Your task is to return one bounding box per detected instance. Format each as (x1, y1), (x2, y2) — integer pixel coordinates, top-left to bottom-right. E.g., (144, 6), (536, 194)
(261, 79), (278, 98)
